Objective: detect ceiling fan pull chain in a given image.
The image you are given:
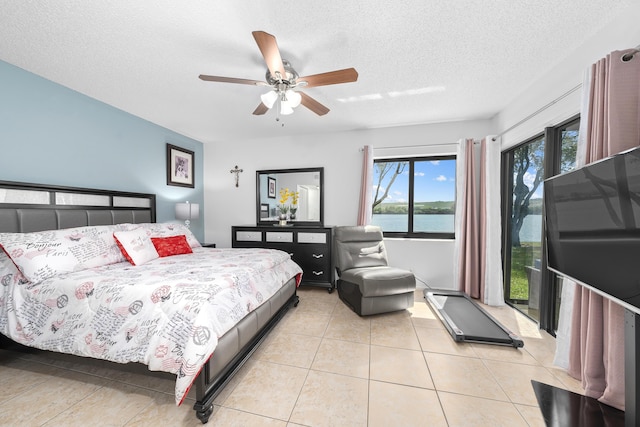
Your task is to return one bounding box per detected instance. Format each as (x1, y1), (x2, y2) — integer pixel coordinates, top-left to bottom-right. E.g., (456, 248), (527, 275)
(276, 95), (281, 122)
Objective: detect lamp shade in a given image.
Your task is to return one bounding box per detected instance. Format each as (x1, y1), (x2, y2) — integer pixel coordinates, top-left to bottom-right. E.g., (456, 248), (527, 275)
(260, 90), (278, 109)
(280, 101), (294, 115)
(175, 202), (200, 221)
(286, 90), (301, 108)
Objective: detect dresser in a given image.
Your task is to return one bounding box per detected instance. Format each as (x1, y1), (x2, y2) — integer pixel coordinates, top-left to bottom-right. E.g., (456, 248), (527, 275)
(231, 226), (334, 292)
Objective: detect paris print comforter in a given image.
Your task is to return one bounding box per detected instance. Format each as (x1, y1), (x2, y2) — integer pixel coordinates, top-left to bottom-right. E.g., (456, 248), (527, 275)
(0, 247), (302, 404)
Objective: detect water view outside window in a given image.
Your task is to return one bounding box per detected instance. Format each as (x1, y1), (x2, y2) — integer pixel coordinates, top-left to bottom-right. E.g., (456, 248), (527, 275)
(372, 160), (409, 232)
(371, 157), (456, 237)
(508, 136), (545, 318)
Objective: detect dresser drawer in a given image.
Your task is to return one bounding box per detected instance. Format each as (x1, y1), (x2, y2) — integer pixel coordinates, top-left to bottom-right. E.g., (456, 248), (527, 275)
(295, 244), (328, 263)
(297, 232), (327, 244)
(265, 231), (294, 243)
(304, 251), (329, 269)
(236, 230), (262, 242)
(304, 267), (330, 281)
(292, 246), (331, 275)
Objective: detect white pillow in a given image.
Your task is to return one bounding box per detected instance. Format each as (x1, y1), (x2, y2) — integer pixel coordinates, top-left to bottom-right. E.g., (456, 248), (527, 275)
(113, 228), (159, 266)
(0, 225), (127, 284)
(131, 222), (201, 248)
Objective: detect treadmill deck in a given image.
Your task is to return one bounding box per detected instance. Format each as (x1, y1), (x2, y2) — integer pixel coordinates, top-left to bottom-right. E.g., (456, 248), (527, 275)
(424, 289), (524, 348)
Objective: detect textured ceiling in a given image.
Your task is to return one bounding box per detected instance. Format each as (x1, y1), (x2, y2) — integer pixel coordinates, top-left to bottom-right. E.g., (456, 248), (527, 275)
(0, 1), (633, 144)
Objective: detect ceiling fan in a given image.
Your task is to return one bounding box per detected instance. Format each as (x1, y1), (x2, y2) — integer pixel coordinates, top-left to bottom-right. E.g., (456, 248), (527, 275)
(199, 31), (358, 117)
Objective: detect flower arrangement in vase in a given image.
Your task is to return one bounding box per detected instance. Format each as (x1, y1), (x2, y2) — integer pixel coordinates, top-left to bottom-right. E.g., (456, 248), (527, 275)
(278, 188), (291, 225)
(290, 191), (299, 219)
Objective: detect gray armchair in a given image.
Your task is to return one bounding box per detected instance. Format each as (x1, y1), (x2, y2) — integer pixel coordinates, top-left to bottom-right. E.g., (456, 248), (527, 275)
(334, 225), (416, 316)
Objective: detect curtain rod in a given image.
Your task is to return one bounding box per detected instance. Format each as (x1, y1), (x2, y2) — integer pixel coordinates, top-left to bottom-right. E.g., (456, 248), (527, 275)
(373, 142), (458, 150)
(492, 83), (582, 141)
(366, 140), (479, 151)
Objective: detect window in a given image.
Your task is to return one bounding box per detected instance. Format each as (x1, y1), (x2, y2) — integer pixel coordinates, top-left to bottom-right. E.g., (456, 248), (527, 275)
(371, 156), (456, 238)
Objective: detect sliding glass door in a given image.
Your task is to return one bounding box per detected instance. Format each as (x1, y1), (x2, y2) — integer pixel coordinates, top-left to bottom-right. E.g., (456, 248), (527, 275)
(504, 135), (545, 322)
(502, 117), (579, 332)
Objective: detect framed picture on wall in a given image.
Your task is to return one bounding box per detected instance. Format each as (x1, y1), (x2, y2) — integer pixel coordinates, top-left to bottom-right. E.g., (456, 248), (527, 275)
(167, 144), (194, 188)
(260, 203), (269, 218)
(268, 176), (276, 198)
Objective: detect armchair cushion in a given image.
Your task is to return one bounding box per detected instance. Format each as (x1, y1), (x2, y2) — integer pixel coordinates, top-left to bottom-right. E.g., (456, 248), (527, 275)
(335, 240), (388, 271)
(341, 266), (416, 297)
(334, 225), (388, 272)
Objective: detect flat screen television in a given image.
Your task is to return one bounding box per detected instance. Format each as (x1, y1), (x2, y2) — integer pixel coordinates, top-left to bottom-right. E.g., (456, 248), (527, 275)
(544, 145), (640, 315)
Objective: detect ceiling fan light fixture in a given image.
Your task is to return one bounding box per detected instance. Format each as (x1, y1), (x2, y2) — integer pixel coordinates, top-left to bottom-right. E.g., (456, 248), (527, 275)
(285, 89), (302, 108)
(280, 100), (294, 115)
(260, 90), (278, 109)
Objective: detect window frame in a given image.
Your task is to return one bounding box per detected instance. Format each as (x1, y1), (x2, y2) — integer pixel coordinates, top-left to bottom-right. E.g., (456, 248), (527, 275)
(372, 155), (456, 239)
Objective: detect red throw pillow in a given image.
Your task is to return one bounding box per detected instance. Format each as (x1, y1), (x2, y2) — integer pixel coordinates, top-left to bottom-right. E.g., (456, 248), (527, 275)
(150, 235), (193, 257)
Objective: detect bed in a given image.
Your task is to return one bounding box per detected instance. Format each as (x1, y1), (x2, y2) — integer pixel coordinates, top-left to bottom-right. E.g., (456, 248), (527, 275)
(0, 180), (301, 423)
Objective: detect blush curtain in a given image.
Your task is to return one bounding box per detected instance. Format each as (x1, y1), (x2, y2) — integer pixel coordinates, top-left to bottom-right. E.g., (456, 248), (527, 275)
(454, 139), (479, 297)
(454, 138), (504, 305)
(556, 47), (640, 411)
(357, 145), (373, 226)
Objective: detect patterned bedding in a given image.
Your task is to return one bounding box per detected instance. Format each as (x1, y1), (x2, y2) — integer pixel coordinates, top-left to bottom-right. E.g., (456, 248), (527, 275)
(0, 247), (302, 404)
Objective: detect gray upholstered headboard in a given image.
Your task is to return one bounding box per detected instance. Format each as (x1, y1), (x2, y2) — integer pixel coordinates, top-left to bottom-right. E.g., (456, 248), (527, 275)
(0, 181), (156, 233)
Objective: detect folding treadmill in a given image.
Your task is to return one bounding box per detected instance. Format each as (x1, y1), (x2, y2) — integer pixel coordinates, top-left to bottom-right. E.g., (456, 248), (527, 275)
(424, 289), (524, 348)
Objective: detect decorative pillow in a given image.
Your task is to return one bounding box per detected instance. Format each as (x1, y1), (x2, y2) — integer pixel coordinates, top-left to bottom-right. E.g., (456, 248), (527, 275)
(0, 225), (128, 284)
(151, 235), (193, 257)
(113, 228), (159, 266)
(130, 223), (201, 248)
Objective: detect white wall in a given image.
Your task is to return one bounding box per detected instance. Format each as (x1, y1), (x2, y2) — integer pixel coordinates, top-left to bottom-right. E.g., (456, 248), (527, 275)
(204, 119), (493, 289)
(496, 1), (640, 150)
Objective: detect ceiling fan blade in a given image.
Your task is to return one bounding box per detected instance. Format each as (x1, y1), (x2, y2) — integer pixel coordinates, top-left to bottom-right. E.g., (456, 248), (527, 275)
(199, 75), (265, 86)
(300, 92), (330, 116)
(253, 102), (269, 115)
(298, 68), (358, 88)
(252, 31), (286, 79)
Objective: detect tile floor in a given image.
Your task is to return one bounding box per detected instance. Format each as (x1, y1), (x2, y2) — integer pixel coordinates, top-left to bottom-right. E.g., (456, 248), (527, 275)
(0, 286), (585, 426)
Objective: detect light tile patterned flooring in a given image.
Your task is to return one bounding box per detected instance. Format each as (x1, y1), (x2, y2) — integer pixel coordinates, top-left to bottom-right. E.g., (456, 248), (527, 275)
(0, 287), (585, 426)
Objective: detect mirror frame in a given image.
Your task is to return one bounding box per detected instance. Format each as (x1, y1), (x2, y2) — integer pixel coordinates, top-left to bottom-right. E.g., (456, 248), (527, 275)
(256, 167), (324, 227)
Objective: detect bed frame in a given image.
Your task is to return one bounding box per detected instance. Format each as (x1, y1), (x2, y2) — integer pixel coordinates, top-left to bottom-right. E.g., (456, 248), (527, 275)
(0, 180), (299, 424)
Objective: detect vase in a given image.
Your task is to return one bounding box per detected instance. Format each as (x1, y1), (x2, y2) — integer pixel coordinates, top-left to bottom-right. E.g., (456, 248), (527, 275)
(279, 213), (287, 226)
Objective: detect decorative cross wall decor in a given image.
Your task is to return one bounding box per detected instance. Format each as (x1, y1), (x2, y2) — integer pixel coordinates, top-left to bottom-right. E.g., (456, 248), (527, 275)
(230, 165), (243, 187)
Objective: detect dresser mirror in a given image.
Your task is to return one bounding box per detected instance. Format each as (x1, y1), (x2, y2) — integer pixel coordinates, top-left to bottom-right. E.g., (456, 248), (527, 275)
(256, 167), (324, 226)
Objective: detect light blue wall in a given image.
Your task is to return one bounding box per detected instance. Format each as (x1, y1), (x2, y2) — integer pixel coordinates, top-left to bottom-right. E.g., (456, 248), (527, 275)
(0, 60), (205, 242)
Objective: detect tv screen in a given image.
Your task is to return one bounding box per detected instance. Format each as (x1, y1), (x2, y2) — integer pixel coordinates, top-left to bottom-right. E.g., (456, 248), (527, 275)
(544, 146), (640, 315)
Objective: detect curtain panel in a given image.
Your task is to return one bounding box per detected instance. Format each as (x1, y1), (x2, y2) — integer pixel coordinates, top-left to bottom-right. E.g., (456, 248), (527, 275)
(357, 145), (373, 226)
(555, 47), (640, 411)
(454, 137), (504, 305)
(455, 138), (480, 298)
